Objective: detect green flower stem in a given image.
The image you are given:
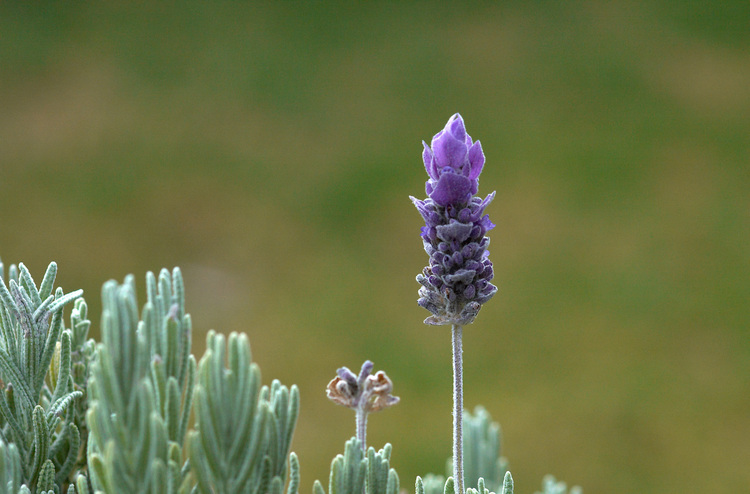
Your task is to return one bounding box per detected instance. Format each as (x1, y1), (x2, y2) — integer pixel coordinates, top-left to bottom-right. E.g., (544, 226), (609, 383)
(452, 324), (464, 494)
(356, 406), (368, 452)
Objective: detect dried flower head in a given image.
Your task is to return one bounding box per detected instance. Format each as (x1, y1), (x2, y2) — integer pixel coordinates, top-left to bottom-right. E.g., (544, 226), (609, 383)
(326, 360), (399, 413)
(411, 113), (498, 326)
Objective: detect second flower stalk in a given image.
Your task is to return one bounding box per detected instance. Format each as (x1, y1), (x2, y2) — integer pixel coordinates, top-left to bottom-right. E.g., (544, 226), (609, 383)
(327, 360), (399, 452)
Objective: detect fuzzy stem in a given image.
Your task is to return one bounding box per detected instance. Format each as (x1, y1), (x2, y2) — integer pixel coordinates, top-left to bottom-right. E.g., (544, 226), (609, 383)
(356, 406), (368, 452)
(452, 324), (464, 494)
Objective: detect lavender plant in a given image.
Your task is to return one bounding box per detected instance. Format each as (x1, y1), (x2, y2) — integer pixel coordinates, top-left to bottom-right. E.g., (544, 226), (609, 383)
(411, 113), (498, 494)
(312, 438), (398, 494)
(187, 330), (299, 494)
(0, 113), (581, 494)
(417, 475), (515, 494)
(418, 407), (512, 494)
(422, 407), (509, 494)
(0, 261), (85, 493)
(460, 407), (507, 491)
(85, 269), (195, 493)
(411, 115), (580, 494)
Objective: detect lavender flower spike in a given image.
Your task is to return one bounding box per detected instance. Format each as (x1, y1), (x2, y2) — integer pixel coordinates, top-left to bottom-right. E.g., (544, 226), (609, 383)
(411, 113), (498, 326)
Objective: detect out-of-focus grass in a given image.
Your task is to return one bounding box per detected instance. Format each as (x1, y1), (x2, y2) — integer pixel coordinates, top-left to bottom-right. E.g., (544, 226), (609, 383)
(1, 2), (748, 493)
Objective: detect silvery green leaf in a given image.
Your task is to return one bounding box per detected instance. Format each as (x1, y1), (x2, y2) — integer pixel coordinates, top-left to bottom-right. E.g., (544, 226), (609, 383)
(500, 472), (513, 494)
(188, 331), (298, 494)
(317, 438), (398, 494)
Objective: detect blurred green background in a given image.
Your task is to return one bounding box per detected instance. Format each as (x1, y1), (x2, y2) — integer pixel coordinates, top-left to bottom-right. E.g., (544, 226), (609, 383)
(1, 2), (748, 492)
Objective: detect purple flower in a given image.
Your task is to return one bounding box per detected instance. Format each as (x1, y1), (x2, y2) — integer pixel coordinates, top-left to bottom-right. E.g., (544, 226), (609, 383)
(422, 113), (486, 207)
(411, 114), (497, 325)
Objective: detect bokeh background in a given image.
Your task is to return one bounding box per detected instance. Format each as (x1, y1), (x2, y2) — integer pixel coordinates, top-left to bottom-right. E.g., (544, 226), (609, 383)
(1, 2), (748, 492)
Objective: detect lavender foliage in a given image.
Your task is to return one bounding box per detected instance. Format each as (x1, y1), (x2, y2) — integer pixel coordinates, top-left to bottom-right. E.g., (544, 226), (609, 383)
(412, 114), (498, 326)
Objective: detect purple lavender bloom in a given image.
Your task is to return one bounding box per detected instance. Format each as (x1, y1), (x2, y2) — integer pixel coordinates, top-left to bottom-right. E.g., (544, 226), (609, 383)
(411, 114), (498, 325)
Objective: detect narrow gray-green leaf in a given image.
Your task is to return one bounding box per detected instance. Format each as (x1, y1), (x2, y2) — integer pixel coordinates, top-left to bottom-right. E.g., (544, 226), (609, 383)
(18, 263), (41, 308)
(501, 472), (513, 494)
(46, 289), (83, 316)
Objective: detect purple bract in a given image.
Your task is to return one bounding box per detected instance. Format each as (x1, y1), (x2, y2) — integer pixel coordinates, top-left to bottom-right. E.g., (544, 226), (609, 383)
(411, 114), (497, 325)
